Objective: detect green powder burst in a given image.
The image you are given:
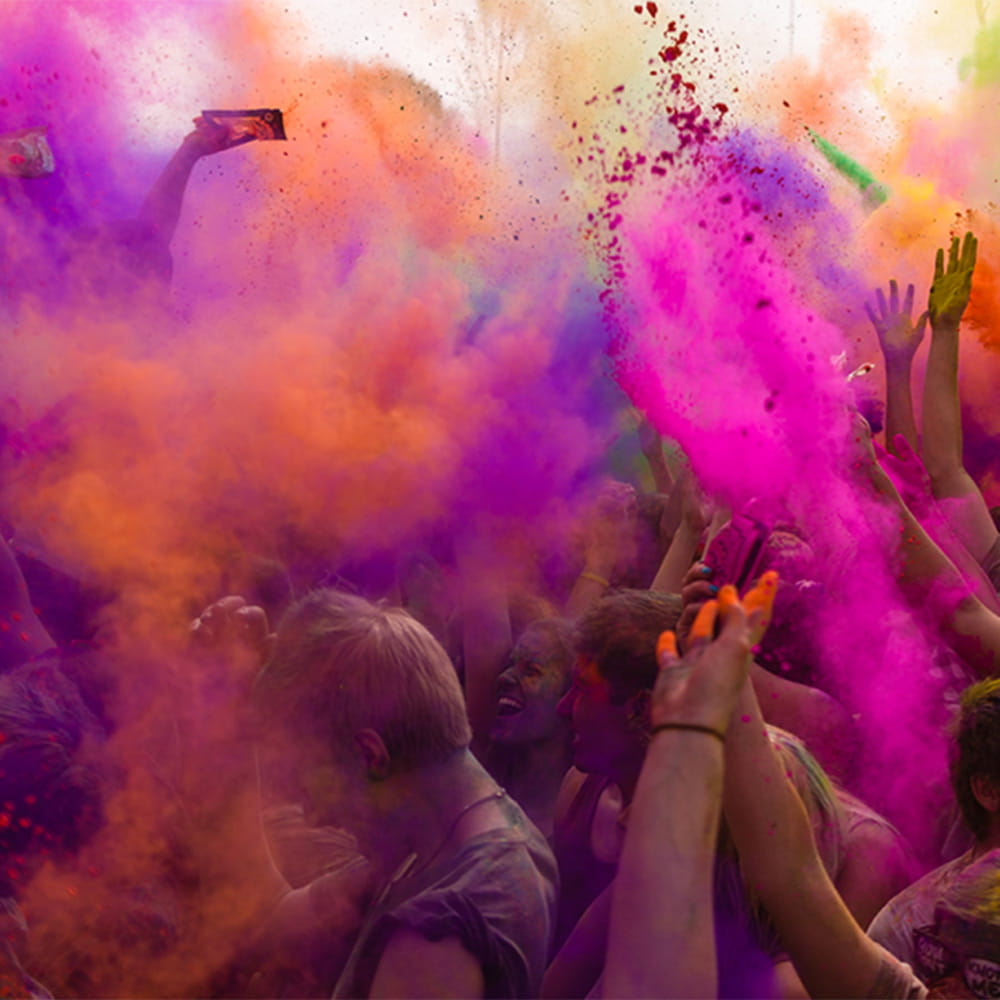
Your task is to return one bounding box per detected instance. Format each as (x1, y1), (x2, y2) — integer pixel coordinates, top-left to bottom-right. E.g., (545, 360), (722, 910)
(807, 128), (890, 208)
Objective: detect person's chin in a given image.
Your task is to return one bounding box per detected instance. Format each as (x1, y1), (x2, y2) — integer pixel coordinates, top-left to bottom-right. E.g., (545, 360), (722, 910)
(492, 722), (528, 747)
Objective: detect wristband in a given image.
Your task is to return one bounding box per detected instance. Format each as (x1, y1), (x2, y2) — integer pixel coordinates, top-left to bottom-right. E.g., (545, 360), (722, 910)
(580, 570), (610, 588)
(650, 722), (725, 745)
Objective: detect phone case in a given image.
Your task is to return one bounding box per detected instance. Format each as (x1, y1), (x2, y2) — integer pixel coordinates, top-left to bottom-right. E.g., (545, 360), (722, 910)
(702, 514), (770, 592)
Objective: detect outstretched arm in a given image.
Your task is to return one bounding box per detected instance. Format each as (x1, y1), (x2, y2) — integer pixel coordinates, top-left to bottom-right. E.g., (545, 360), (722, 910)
(721, 575), (923, 997)
(604, 588), (758, 998)
(878, 433), (1000, 614)
(853, 418), (1000, 675)
(566, 482), (638, 619)
(651, 468), (710, 594)
(137, 117), (234, 247)
(723, 673), (919, 998)
(866, 279), (926, 456)
(636, 414), (674, 495)
(920, 233), (999, 564)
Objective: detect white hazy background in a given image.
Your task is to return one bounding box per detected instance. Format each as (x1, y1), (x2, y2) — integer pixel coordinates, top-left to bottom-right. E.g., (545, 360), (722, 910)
(284, 0), (971, 113)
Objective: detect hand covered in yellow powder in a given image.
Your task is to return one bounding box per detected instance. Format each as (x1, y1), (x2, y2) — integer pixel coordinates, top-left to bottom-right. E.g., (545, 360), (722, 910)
(929, 231), (977, 330)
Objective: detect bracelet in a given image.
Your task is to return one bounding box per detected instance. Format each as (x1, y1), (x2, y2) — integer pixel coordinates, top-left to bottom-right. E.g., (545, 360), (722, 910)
(580, 570), (611, 588)
(650, 722), (726, 745)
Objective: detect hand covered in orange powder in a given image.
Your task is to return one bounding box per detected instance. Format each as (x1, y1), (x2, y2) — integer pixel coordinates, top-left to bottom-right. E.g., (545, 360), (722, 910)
(652, 573), (777, 734)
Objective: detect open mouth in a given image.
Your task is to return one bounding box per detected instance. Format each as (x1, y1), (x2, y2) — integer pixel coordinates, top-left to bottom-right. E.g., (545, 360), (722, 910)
(496, 694), (525, 717)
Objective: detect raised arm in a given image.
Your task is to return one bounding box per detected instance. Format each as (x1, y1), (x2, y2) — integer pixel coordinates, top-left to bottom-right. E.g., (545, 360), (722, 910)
(853, 418), (1000, 675)
(137, 117), (235, 248)
(565, 482), (638, 619)
(865, 279), (926, 456)
(635, 414), (674, 495)
(651, 468), (710, 594)
(723, 674), (916, 997)
(604, 588), (757, 998)
(878, 433), (1000, 614)
(721, 575), (923, 997)
(920, 233), (999, 564)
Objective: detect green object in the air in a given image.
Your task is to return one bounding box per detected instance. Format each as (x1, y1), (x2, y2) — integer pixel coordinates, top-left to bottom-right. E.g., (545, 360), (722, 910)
(807, 128), (891, 207)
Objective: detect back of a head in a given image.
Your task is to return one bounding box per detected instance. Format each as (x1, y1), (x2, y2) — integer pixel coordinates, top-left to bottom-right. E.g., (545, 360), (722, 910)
(768, 726), (845, 878)
(574, 590), (682, 703)
(254, 589), (472, 773)
(952, 679), (1000, 842)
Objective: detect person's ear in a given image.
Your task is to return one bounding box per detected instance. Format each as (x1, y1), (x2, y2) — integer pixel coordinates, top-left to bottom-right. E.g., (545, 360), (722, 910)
(971, 773), (1000, 813)
(355, 729), (391, 780)
(626, 689), (651, 731)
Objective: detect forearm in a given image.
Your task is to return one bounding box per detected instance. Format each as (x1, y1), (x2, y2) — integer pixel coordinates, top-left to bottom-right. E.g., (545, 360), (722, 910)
(644, 448), (674, 495)
(565, 567), (611, 620)
(605, 732), (722, 999)
(921, 321), (963, 483)
(888, 503), (1000, 672)
(935, 488), (1000, 566)
(875, 488), (1000, 670)
(542, 886), (611, 999)
(266, 867), (367, 963)
(883, 363), (919, 456)
(651, 520), (700, 594)
(916, 504), (1000, 613)
(723, 683), (884, 998)
(138, 143), (202, 245)
(723, 683), (820, 898)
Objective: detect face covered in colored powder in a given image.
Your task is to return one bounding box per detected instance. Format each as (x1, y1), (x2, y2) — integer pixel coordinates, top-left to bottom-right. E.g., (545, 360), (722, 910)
(491, 622), (573, 747)
(556, 656), (640, 778)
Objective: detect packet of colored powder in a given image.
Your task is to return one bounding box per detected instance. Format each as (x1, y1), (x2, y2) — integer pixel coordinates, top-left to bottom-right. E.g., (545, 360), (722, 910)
(200, 108), (287, 148)
(0, 127), (55, 178)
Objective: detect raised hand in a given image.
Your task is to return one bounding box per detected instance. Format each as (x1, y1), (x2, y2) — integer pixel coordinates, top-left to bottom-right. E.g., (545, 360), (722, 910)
(582, 480), (638, 581)
(191, 594), (275, 664)
(653, 575), (776, 735)
(929, 232), (978, 329)
(865, 279), (927, 364)
(181, 115), (238, 158)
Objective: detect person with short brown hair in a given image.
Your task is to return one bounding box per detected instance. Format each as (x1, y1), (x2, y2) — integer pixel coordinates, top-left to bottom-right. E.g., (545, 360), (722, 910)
(254, 589), (557, 999)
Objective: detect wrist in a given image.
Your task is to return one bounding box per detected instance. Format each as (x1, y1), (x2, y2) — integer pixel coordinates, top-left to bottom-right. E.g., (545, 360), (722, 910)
(883, 354), (916, 374)
(930, 317), (960, 335)
(678, 517), (704, 537)
(649, 721), (726, 744)
(583, 554), (616, 577)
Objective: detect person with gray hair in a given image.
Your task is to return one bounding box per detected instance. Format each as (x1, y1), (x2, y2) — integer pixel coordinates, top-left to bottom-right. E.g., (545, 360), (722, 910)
(253, 589), (557, 999)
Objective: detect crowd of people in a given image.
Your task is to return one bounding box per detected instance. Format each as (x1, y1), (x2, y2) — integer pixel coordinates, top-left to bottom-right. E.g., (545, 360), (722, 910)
(1, 96), (1000, 1000)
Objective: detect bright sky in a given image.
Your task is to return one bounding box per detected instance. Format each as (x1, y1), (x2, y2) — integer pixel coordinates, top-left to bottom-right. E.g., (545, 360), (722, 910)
(282, 0), (969, 116)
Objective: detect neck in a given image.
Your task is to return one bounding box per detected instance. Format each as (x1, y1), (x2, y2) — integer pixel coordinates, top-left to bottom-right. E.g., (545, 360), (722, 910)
(976, 824), (1000, 856)
(379, 749), (500, 865)
(499, 737), (572, 836)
